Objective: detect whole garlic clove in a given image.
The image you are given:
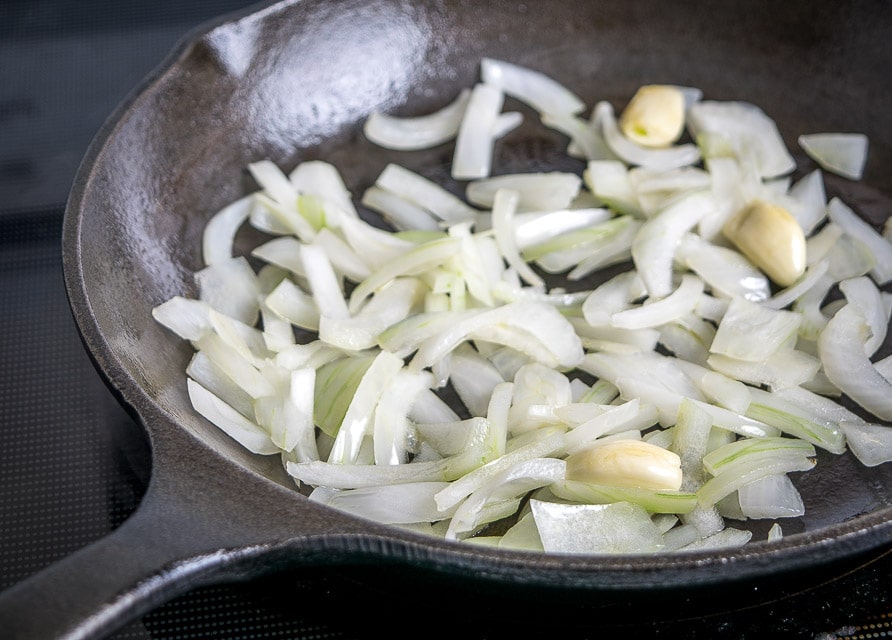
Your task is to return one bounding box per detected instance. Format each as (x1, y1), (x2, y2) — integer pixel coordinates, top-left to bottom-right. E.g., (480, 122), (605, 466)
(618, 85), (686, 148)
(722, 200), (807, 287)
(565, 439), (683, 491)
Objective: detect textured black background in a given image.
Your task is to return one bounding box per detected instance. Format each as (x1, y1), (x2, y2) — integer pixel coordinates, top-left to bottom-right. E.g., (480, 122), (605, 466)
(0, 1), (889, 638)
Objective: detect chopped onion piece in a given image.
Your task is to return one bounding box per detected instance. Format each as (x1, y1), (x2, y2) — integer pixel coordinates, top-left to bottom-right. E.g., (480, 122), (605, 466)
(513, 208), (612, 250)
(452, 83), (504, 180)
(786, 169), (827, 235)
(410, 301), (583, 372)
(737, 473), (805, 519)
(361, 185), (440, 232)
(328, 350), (405, 465)
(187, 379), (278, 455)
(551, 480), (697, 514)
(492, 188), (544, 288)
(710, 297), (801, 362)
(480, 57), (585, 116)
(596, 101), (701, 171)
(818, 304), (892, 421)
(744, 388), (845, 453)
(312, 481), (457, 524)
(610, 274), (704, 330)
(678, 233), (770, 302)
(798, 133), (868, 181)
(373, 368), (434, 465)
(363, 89), (471, 150)
(841, 422), (892, 467)
(677, 527), (752, 551)
(349, 237), (461, 313)
(541, 111), (616, 161)
(530, 499), (664, 554)
(446, 458), (567, 539)
(376, 163), (479, 225)
(466, 172), (582, 212)
(434, 428), (565, 512)
(632, 191), (715, 298)
(687, 100), (796, 179)
(289, 160), (357, 218)
(827, 197), (892, 285)
(195, 256), (261, 327)
(202, 195), (253, 266)
(152, 296), (213, 341)
(839, 276), (887, 356)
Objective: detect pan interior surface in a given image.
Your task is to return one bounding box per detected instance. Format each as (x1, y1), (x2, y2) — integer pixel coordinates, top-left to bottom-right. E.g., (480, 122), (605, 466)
(66, 0), (892, 585)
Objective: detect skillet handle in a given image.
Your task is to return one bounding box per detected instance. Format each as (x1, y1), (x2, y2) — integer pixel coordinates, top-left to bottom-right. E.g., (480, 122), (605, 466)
(0, 443), (346, 640)
(0, 486), (243, 640)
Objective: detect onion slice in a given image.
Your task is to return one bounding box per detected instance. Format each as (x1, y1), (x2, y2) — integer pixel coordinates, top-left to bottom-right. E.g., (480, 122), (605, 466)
(798, 133), (868, 181)
(364, 89), (471, 150)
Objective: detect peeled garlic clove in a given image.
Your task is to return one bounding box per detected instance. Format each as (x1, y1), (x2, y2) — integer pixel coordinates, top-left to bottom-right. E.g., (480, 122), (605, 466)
(722, 200), (807, 287)
(619, 85), (686, 148)
(565, 440), (683, 491)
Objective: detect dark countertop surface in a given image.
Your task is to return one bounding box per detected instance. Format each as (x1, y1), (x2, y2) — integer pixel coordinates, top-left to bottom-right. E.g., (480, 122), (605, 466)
(0, 2), (889, 638)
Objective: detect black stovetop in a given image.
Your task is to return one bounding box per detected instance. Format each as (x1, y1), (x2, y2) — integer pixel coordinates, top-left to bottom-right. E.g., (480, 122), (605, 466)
(0, 2), (889, 638)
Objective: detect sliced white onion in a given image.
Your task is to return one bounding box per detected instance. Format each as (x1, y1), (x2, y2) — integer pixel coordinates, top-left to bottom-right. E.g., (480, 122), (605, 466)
(434, 428), (566, 512)
(677, 527), (752, 551)
(376, 163), (479, 225)
(710, 297), (801, 362)
(686, 100), (796, 179)
(513, 208), (612, 250)
(194, 256), (261, 327)
(541, 111), (616, 161)
(632, 191), (715, 298)
(492, 188), (544, 288)
(785, 169), (827, 235)
(452, 83), (504, 180)
(364, 89), (471, 151)
(446, 458), (567, 540)
(361, 185), (440, 232)
(841, 422), (892, 467)
(348, 237), (461, 313)
(492, 111), (524, 138)
(707, 349), (821, 392)
(828, 197), (892, 285)
(186, 351), (254, 419)
(289, 160), (357, 218)
(327, 350), (405, 465)
(152, 296), (214, 341)
(466, 172), (582, 212)
(480, 57), (585, 116)
(818, 303), (892, 421)
(762, 259), (829, 311)
(530, 499), (664, 554)
(583, 160), (644, 217)
(373, 368), (434, 465)
(187, 379), (278, 455)
(319, 277), (424, 351)
(596, 101), (701, 171)
(312, 481), (457, 524)
(581, 271), (647, 326)
(610, 274), (704, 330)
(839, 276), (887, 356)
(798, 133), (869, 181)
(410, 301), (583, 372)
(301, 243), (348, 320)
(202, 195), (253, 266)
(677, 233), (770, 303)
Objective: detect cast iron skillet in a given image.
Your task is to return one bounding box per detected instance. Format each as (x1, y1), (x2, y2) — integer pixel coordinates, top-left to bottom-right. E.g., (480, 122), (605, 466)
(2, 0), (892, 637)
